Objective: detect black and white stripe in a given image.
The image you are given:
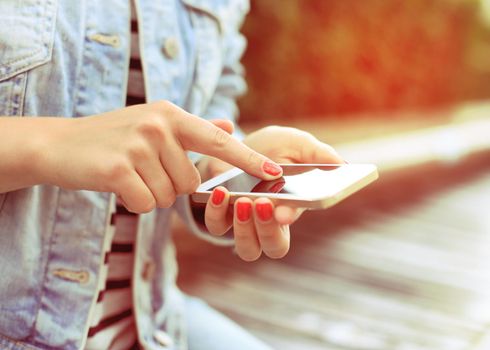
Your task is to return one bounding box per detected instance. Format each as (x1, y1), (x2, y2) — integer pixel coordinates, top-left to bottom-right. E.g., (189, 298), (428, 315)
(85, 2), (144, 349)
(85, 204), (139, 350)
(126, 13), (146, 106)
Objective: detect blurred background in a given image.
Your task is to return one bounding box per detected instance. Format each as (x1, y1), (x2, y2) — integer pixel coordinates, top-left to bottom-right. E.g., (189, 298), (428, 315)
(239, 0), (490, 121)
(175, 1), (490, 349)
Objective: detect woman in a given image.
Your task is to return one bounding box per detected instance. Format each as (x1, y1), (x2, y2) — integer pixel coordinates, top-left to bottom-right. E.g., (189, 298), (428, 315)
(0, 0), (343, 349)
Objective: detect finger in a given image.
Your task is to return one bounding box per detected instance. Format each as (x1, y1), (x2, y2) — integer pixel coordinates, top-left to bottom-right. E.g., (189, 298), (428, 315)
(177, 114), (283, 180)
(210, 119), (234, 135)
(233, 198), (261, 261)
(301, 139), (345, 164)
(254, 198), (290, 259)
(118, 171), (156, 213)
(274, 205), (305, 225)
(129, 143), (176, 208)
(205, 186), (233, 236)
(206, 157), (234, 179)
(160, 140), (201, 195)
(135, 164), (176, 208)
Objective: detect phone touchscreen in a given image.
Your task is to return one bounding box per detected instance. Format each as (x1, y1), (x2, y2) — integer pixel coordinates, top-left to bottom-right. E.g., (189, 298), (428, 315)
(207, 165), (355, 199)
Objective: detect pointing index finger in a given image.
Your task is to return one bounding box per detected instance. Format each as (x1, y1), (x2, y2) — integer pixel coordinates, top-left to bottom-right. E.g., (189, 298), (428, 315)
(178, 113), (282, 180)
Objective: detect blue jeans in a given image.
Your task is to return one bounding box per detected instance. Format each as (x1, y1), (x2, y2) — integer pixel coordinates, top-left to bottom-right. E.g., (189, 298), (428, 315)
(185, 296), (274, 350)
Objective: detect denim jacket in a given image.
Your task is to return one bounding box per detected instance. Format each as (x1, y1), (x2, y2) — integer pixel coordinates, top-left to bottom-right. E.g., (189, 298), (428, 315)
(0, 0), (247, 349)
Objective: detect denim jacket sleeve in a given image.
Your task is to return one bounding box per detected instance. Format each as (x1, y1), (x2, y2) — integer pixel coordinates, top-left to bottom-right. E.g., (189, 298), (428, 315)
(182, 0), (249, 138)
(174, 195), (235, 246)
(201, 0), (249, 140)
(176, 0), (250, 246)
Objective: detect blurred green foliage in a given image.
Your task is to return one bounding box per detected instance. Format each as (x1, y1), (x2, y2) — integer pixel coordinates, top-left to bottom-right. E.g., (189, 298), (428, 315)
(238, 0), (490, 121)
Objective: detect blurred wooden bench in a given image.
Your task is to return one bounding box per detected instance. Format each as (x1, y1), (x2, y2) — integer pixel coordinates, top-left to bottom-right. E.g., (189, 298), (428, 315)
(173, 102), (490, 349)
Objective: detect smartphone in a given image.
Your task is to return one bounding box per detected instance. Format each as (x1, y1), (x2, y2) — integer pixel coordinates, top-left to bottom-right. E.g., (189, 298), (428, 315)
(191, 164), (378, 209)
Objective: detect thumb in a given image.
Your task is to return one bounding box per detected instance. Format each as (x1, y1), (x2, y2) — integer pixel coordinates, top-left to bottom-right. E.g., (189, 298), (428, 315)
(300, 138), (345, 164)
(210, 119), (234, 135)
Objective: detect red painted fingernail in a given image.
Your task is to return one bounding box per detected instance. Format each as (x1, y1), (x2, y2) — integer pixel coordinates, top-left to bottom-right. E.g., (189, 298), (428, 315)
(255, 202), (273, 222)
(263, 161), (282, 176)
(211, 188), (225, 205)
(236, 202), (252, 222)
(269, 180), (285, 193)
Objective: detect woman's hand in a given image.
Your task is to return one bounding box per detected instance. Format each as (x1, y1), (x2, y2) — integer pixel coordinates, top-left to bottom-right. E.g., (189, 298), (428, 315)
(28, 101), (282, 213)
(201, 126), (344, 261)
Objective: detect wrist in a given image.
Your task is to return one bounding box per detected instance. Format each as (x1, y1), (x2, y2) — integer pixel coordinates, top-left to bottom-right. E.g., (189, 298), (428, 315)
(18, 117), (59, 188)
(21, 117), (78, 188)
(30, 117), (77, 187)
(0, 117), (63, 192)
(26, 118), (53, 187)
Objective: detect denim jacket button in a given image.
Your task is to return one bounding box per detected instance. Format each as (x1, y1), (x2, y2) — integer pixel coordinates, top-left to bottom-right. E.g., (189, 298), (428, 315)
(153, 329), (174, 348)
(163, 37), (179, 59)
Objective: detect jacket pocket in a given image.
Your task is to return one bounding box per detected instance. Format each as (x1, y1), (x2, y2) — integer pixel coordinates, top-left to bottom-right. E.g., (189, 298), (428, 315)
(0, 0), (57, 115)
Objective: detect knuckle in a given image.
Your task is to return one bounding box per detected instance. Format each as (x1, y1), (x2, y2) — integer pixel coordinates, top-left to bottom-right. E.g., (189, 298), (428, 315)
(152, 99), (172, 111)
(233, 222), (253, 240)
(152, 100), (185, 127)
(247, 150), (261, 168)
(175, 170), (201, 194)
(127, 140), (152, 162)
(136, 114), (166, 140)
(258, 230), (277, 241)
(103, 159), (131, 190)
(212, 128), (231, 149)
(310, 146), (327, 162)
(205, 219), (229, 236)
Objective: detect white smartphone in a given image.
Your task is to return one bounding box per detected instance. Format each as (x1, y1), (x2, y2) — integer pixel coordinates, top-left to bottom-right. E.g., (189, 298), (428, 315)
(192, 164), (378, 209)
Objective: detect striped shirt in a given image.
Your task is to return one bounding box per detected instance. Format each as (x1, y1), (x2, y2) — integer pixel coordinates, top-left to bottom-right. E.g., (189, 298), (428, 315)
(84, 200), (139, 350)
(85, 2), (144, 349)
(126, 6), (146, 107)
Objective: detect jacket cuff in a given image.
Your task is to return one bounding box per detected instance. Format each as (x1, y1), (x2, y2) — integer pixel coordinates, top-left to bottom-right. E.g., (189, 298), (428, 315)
(174, 195), (235, 247)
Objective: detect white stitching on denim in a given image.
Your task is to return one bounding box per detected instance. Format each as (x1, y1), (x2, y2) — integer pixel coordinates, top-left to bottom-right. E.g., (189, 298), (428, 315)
(0, 0), (57, 84)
